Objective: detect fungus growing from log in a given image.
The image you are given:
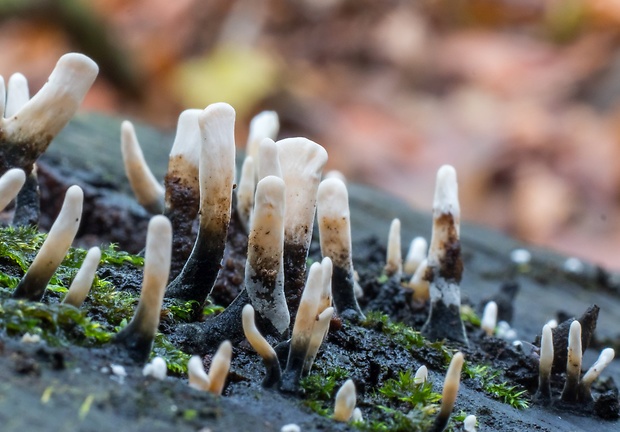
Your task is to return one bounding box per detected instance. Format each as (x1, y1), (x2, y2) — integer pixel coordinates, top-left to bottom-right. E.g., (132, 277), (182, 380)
(142, 357), (167, 381)
(188, 355), (211, 391)
(236, 155), (256, 232)
(408, 258), (429, 302)
(113, 215), (172, 363)
(384, 218), (402, 279)
(333, 379), (357, 422)
(244, 175), (289, 336)
(62, 246), (101, 308)
(281, 260), (330, 392)
(316, 177), (364, 320)
(187, 341), (232, 395)
(536, 324), (554, 402)
(4, 73), (29, 118)
(246, 111), (280, 172)
(277, 137), (327, 315)
(207, 340), (233, 395)
(432, 352), (464, 432)
(421, 165), (467, 345)
(481, 301), (498, 337)
(0, 168), (26, 212)
(257, 138), (282, 181)
(241, 304), (282, 387)
(13, 185), (83, 301)
(404, 236), (427, 274)
(414, 365), (428, 384)
(166, 103), (236, 304)
(0, 53), (97, 226)
(120, 121), (165, 214)
(561, 320), (582, 402)
(578, 348), (615, 402)
(463, 415), (477, 432)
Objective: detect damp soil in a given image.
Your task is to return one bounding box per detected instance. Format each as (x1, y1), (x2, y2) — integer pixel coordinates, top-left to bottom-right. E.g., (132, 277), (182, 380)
(1, 114), (619, 431)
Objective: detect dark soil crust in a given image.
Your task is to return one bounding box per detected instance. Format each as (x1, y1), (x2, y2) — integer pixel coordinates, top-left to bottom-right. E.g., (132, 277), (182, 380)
(0, 114), (618, 431)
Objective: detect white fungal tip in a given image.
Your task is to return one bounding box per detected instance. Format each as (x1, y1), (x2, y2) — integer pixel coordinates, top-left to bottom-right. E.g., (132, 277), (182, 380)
(334, 379), (356, 422)
(280, 424), (301, 432)
(404, 236), (427, 274)
(0, 168), (26, 212)
(142, 357), (167, 380)
(170, 109), (202, 158)
(434, 165), (459, 217)
(324, 170), (347, 183)
(384, 218), (402, 277)
(481, 301), (498, 337)
(545, 319), (558, 329)
(208, 340), (232, 396)
(21, 333), (41, 344)
(540, 324), (554, 375)
(563, 257), (584, 274)
(120, 120), (164, 212)
(464, 414), (477, 432)
(5, 72), (29, 118)
(581, 348), (615, 387)
(248, 111), (280, 159)
(440, 352), (464, 417)
(414, 365), (428, 384)
(62, 246), (101, 308)
(351, 407), (363, 422)
(188, 355), (211, 391)
(510, 248), (531, 265)
(242, 304), (277, 361)
(409, 258), (429, 301)
(257, 137), (282, 180)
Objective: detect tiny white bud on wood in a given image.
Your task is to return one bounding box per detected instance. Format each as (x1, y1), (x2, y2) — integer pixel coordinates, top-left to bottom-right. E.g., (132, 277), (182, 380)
(333, 379), (356, 422)
(63, 247), (101, 308)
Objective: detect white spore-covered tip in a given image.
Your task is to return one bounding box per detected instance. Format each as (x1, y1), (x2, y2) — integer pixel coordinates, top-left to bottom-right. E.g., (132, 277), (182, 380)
(4, 53), (98, 145)
(247, 111), (280, 161)
(13, 185), (83, 301)
(333, 379), (357, 422)
(197, 102), (236, 227)
(0, 168), (26, 211)
(5, 73), (29, 118)
(245, 175), (289, 335)
(63, 246), (101, 308)
(434, 165), (460, 219)
(113, 215), (172, 363)
(121, 121), (164, 213)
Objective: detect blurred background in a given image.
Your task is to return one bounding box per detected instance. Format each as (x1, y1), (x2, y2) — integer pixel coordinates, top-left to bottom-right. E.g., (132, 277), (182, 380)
(1, 0), (620, 270)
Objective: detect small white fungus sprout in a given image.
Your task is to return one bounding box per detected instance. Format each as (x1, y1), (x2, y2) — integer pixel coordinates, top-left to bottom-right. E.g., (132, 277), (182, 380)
(463, 414), (477, 432)
(414, 365), (428, 384)
(0, 168), (26, 212)
(333, 379), (357, 422)
(62, 246), (101, 308)
(13, 185), (83, 301)
(384, 218), (402, 278)
(481, 301), (498, 337)
(404, 236), (427, 274)
(142, 357), (167, 381)
(561, 320), (582, 402)
(120, 121), (164, 214)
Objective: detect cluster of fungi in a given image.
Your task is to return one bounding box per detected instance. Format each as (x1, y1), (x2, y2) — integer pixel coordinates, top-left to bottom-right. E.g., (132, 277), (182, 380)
(0, 53), (617, 431)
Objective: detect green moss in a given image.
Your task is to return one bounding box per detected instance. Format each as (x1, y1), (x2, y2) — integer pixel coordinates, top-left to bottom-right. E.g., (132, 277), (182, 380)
(0, 299), (112, 346)
(0, 226), (190, 373)
(300, 366), (349, 415)
(152, 333), (191, 374)
(460, 305), (481, 327)
(463, 364), (530, 409)
(362, 311), (424, 350)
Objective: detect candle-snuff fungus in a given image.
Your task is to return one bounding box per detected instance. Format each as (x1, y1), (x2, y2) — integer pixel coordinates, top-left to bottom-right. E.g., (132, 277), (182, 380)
(0, 52), (617, 432)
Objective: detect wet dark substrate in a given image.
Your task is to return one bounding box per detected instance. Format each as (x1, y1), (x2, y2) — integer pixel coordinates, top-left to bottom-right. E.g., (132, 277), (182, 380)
(0, 114), (619, 431)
